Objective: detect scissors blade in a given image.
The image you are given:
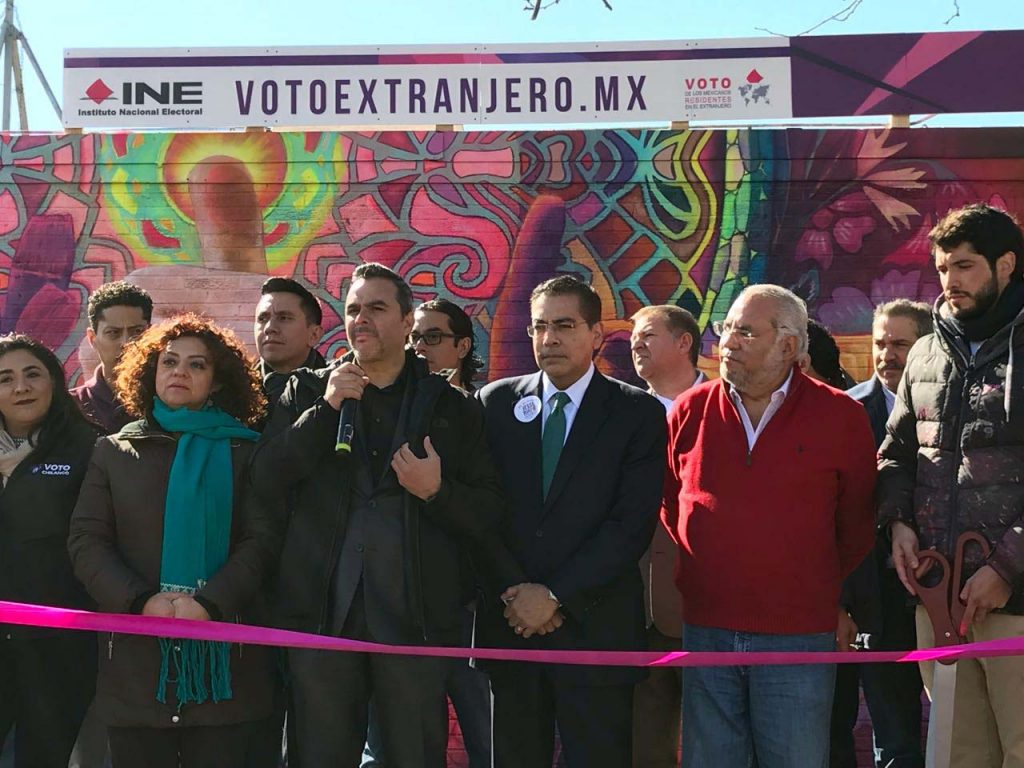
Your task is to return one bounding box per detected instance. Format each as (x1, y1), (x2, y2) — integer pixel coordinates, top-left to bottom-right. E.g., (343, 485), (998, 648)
(925, 661), (956, 768)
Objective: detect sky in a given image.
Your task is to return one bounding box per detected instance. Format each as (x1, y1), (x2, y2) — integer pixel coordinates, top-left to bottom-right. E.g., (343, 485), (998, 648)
(9, 0), (1024, 132)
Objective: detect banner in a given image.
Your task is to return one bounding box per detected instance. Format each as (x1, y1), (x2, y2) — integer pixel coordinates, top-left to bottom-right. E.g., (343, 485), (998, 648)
(63, 30), (1024, 130)
(62, 40), (793, 129)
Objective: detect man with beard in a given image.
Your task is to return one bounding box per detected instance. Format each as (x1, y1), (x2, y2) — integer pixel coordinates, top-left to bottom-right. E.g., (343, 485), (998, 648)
(252, 263), (508, 767)
(362, 297), (492, 768)
(879, 203), (1024, 767)
(662, 284), (877, 768)
(830, 300), (931, 768)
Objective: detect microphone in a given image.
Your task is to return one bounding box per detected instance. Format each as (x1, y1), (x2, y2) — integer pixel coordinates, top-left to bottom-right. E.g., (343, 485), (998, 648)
(335, 399), (357, 455)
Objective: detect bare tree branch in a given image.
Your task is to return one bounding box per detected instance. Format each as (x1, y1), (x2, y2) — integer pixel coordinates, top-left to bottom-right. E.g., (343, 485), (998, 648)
(527, 0), (610, 19)
(756, 0), (864, 37)
(945, 0), (961, 24)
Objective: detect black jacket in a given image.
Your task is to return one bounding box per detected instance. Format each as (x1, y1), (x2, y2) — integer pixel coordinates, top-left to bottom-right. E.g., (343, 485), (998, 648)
(0, 416), (98, 639)
(879, 300), (1024, 614)
(841, 376), (891, 636)
(252, 350), (511, 643)
(476, 371), (667, 685)
(259, 347), (328, 421)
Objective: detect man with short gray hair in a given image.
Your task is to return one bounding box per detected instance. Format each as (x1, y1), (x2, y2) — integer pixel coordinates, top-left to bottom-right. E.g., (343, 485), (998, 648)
(629, 304), (703, 767)
(661, 284), (877, 768)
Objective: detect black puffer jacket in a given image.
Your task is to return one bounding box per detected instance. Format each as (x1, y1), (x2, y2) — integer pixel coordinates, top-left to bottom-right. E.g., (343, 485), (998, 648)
(878, 298), (1024, 614)
(0, 416), (98, 638)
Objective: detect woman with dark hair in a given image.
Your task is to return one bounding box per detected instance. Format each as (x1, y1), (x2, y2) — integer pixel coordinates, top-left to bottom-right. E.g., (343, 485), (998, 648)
(68, 314), (280, 768)
(0, 334), (99, 767)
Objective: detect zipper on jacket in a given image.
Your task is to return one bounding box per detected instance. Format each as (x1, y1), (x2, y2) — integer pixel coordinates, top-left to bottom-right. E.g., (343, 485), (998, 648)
(945, 352), (974, 556)
(107, 632), (114, 659)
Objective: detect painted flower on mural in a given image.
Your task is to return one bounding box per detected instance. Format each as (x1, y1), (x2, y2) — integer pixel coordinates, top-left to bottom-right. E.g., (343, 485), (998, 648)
(818, 268), (941, 333)
(795, 191), (879, 270)
(794, 131), (928, 271)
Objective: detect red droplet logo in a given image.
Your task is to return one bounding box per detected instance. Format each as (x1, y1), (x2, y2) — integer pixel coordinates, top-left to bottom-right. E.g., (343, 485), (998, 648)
(746, 69), (764, 84)
(85, 79), (114, 104)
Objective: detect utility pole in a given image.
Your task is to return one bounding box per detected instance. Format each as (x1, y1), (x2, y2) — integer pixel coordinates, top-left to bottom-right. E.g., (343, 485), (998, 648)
(0, 0), (61, 130)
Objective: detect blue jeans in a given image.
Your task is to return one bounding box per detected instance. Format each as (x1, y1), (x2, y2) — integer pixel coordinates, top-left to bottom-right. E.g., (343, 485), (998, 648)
(681, 624), (836, 768)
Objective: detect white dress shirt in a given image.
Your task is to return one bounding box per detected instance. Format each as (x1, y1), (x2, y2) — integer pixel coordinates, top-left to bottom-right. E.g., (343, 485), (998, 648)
(880, 377), (897, 416)
(541, 363), (595, 445)
(729, 369), (794, 450)
(651, 371), (706, 411)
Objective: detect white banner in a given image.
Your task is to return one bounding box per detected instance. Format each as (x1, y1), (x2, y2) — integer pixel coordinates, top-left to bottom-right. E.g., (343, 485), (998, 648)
(63, 41), (793, 129)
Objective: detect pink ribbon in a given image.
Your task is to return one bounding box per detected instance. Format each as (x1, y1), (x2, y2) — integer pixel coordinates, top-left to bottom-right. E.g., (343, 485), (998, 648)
(2, 600), (1022, 667)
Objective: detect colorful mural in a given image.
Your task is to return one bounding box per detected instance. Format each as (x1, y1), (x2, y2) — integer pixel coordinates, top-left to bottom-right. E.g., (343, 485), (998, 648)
(2, 126), (1022, 388)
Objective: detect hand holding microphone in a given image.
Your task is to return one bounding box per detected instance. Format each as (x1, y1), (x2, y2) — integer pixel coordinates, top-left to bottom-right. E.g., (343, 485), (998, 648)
(326, 362), (369, 454)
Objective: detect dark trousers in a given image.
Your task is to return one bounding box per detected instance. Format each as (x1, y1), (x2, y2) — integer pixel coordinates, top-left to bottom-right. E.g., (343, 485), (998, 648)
(830, 570), (924, 768)
(242, 658), (286, 768)
(632, 626), (682, 768)
(446, 658), (492, 768)
(490, 662), (634, 768)
(363, 606), (491, 768)
(108, 722), (253, 768)
(288, 593), (448, 768)
(0, 633), (96, 768)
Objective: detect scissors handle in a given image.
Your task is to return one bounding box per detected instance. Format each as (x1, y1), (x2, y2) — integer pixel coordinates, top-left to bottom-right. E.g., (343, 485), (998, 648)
(948, 531), (992, 637)
(907, 549), (960, 646)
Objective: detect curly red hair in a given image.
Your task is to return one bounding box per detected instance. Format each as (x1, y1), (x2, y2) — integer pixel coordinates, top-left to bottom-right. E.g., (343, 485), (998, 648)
(114, 314), (266, 427)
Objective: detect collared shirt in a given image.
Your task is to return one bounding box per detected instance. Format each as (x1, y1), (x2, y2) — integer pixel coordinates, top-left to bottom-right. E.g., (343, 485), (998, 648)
(651, 371), (706, 411)
(880, 377), (897, 416)
(360, 363), (409, 481)
(540, 363), (595, 445)
(729, 369), (794, 450)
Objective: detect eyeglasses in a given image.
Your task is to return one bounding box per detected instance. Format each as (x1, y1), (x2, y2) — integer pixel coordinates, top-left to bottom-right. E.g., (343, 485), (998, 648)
(713, 320), (796, 343)
(712, 321), (758, 342)
(526, 319), (581, 337)
(409, 331), (459, 346)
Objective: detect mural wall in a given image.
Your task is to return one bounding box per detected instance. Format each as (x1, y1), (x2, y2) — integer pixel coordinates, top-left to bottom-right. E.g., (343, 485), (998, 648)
(3, 126), (1023, 387)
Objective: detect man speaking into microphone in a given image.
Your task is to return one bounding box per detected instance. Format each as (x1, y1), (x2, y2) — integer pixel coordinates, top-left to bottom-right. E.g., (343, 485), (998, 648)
(251, 263), (509, 767)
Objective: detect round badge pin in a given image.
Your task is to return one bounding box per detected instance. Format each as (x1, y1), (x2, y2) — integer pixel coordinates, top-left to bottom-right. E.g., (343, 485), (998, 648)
(514, 395), (542, 423)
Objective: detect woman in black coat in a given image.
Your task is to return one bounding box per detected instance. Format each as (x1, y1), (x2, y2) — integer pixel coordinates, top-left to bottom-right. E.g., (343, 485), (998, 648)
(0, 334), (99, 768)
(69, 315), (280, 768)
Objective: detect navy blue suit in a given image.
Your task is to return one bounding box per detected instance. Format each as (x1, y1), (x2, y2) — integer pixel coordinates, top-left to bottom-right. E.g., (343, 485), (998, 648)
(830, 376), (924, 768)
(477, 370), (667, 768)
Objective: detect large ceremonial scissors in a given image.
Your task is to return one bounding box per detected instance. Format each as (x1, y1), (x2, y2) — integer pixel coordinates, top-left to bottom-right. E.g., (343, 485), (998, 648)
(908, 530), (991, 768)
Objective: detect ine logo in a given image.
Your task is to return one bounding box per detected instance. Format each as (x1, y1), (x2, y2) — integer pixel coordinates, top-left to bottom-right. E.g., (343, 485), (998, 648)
(81, 78), (204, 106)
(83, 78), (116, 105)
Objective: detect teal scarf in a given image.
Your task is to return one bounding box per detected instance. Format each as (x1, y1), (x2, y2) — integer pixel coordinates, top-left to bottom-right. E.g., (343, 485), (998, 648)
(152, 398), (260, 708)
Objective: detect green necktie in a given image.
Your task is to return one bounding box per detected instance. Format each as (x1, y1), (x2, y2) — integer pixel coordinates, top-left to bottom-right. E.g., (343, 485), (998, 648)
(542, 392), (571, 499)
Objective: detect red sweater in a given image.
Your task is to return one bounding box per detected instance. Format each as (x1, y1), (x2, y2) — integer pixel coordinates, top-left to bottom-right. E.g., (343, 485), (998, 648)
(661, 370), (877, 634)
